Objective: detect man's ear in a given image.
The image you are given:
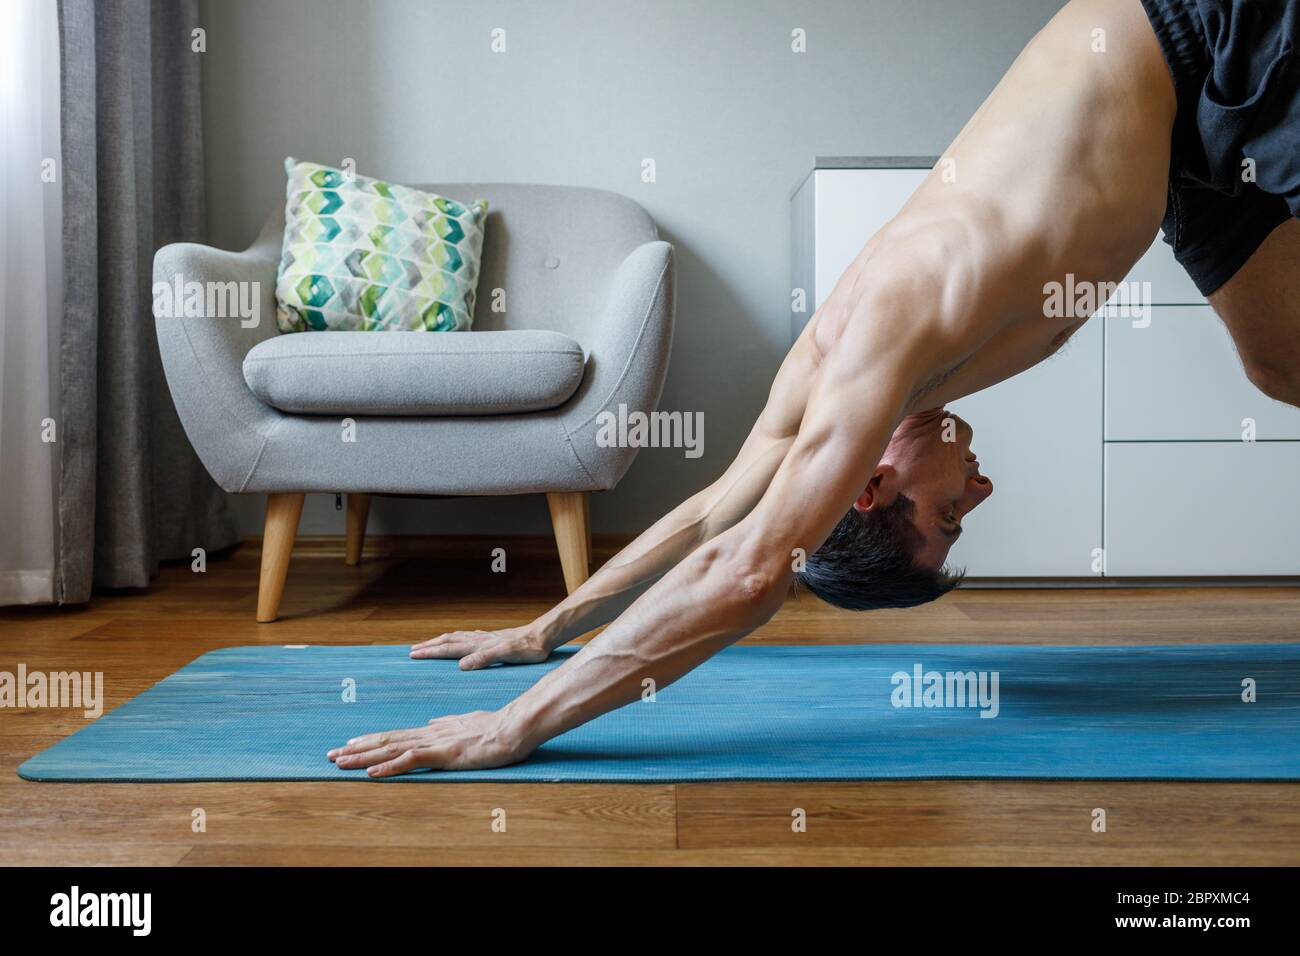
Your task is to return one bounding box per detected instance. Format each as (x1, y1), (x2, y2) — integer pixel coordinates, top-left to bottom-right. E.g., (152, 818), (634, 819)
(852, 465), (899, 513)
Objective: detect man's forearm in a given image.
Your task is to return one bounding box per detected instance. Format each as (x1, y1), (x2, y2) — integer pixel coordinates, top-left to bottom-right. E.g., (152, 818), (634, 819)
(519, 315), (823, 654)
(532, 436), (794, 649)
(500, 525), (785, 752)
(531, 488), (714, 647)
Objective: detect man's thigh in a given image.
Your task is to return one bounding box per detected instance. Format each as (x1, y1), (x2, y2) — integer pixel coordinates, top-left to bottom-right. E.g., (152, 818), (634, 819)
(1209, 218), (1300, 405)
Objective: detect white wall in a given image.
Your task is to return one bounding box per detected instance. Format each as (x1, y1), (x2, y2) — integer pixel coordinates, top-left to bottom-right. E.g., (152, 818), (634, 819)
(199, 0), (1065, 536)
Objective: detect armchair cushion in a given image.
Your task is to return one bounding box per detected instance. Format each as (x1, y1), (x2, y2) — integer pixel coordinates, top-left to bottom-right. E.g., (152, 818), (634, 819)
(242, 329), (586, 417)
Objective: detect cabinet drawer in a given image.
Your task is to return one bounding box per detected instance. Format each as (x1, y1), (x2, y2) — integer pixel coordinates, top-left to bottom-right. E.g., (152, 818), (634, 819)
(1105, 307), (1300, 440)
(1104, 442), (1300, 575)
(1121, 231), (1205, 306)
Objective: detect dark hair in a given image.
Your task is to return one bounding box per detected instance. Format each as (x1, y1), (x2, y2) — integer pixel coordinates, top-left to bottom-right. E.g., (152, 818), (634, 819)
(793, 495), (965, 610)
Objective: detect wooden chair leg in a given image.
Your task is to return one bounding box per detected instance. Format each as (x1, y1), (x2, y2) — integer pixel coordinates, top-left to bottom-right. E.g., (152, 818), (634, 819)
(547, 491), (591, 594)
(582, 492), (592, 562)
(345, 493), (371, 566)
(257, 492), (305, 623)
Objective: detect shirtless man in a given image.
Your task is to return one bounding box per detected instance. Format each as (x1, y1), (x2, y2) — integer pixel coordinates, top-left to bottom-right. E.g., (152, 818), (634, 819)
(329, 0), (1300, 776)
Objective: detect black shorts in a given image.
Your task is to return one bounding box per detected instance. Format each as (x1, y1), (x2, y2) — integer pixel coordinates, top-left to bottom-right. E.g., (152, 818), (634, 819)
(1139, 0), (1299, 295)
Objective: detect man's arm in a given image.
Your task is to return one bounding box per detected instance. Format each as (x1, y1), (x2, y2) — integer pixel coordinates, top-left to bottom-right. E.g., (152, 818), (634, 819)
(410, 319), (825, 668)
(491, 304), (923, 762)
(330, 290), (927, 776)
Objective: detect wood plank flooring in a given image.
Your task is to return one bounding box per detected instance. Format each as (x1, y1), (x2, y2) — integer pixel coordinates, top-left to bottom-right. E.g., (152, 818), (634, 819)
(2, 536), (1297, 866)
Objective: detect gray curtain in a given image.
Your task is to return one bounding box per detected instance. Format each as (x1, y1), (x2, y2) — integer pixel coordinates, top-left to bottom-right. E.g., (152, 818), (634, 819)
(57, 0), (237, 602)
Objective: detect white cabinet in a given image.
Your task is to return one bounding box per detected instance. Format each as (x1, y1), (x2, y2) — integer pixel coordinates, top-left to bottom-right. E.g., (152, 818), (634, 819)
(792, 161), (1102, 577)
(1105, 306), (1300, 441)
(804, 168), (928, 315)
(1105, 443), (1300, 575)
(947, 320), (1103, 576)
(792, 158), (1298, 579)
(1104, 302), (1300, 576)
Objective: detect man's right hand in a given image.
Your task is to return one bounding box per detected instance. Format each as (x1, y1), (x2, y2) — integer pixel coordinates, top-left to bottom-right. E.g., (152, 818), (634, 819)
(410, 625), (554, 670)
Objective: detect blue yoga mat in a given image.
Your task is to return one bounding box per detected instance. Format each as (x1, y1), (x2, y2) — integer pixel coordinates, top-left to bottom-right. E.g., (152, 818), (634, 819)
(18, 643), (1300, 782)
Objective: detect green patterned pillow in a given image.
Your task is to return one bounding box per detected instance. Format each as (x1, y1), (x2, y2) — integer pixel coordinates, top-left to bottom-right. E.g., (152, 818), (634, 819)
(275, 157), (488, 332)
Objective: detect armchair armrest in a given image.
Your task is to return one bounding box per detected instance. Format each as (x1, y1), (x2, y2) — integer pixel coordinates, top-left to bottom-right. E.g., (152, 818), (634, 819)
(153, 213), (286, 492)
(561, 239), (676, 488)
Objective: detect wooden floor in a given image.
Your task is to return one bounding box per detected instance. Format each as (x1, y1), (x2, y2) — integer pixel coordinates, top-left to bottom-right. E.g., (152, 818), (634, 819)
(2, 535), (1298, 866)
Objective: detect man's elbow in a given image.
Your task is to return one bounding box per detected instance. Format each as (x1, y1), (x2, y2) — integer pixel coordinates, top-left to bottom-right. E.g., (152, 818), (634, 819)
(736, 567), (780, 607)
(702, 543), (788, 626)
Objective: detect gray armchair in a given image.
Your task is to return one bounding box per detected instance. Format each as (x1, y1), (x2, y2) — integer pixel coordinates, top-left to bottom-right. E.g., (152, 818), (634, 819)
(154, 184), (675, 621)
